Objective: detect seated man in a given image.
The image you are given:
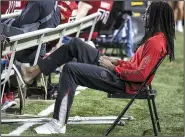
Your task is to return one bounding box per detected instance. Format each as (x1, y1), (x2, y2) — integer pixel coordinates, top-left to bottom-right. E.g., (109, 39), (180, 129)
(15, 1), (175, 134)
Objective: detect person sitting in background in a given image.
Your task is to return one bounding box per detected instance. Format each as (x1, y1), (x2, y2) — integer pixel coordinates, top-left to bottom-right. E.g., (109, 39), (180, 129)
(1, 0), (61, 64)
(43, 1), (78, 54)
(15, 1), (175, 134)
(1, 0), (61, 110)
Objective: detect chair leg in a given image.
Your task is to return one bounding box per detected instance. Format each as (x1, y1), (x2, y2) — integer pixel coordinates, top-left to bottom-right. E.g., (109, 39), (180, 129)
(105, 110), (126, 136)
(16, 75), (25, 114)
(111, 48), (115, 56)
(18, 87), (24, 115)
(105, 97), (136, 136)
(118, 44), (124, 59)
(1, 83), (6, 105)
(105, 48), (108, 54)
(147, 98), (158, 136)
(116, 47), (120, 56)
(41, 73), (47, 100)
(151, 98), (161, 132)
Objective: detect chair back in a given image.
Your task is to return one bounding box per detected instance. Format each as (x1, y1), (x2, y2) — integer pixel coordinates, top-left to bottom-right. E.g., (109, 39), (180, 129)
(137, 55), (167, 93)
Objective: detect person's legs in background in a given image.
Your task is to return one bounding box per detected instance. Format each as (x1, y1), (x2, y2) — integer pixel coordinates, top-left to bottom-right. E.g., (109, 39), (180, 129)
(1, 59), (17, 111)
(169, 1), (184, 33)
(118, 14), (134, 59)
(168, 2), (177, 27)
(176, 1), (184, 33)
(1, 80), (17, 111)
(168, 1), (175, 9)
(124, 15), (134, 58)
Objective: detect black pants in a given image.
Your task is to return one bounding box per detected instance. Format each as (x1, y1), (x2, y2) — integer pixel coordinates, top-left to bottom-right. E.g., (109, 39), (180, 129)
(14, 44), (46, 65)
(38, 38), (126, 124)
(14, 47), (38, 65)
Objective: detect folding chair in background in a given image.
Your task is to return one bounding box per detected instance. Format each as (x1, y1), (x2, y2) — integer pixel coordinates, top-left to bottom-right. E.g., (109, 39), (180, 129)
(1, 37), (25, 114)
(95, 11), (127, 59)
(96, 14), (145, 59)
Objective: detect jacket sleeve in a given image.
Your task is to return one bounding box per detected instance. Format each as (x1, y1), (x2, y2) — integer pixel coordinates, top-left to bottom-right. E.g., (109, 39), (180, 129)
(116, 60), (127, 65)
(114, 39), (162, 82)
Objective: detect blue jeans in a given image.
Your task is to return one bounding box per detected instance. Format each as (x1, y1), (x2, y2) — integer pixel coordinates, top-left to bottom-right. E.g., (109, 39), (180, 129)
(117, 15), (134, 57)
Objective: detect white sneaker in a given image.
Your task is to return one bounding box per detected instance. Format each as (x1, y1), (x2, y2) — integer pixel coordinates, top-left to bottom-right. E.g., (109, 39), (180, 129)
(34, 119), (66, 134)
(176, 21), (184, 33)
(1, 100), (17, 111)
(177, 25), (183, 33)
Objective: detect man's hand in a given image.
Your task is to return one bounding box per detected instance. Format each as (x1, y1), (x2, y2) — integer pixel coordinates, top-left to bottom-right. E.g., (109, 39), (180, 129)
(98, 57), (115, 70)
(100, 56), (119, 65)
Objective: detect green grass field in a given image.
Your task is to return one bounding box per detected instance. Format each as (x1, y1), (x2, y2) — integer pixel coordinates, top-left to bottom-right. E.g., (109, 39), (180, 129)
(1, 32), (184, 136)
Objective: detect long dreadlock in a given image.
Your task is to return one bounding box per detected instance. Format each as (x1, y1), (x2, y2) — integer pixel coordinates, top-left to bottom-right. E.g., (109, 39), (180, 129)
(139, 1), (175, 61)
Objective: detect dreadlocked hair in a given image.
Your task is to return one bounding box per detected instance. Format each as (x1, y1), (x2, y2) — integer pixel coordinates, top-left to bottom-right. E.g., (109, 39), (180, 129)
(139, 1), (175, 61)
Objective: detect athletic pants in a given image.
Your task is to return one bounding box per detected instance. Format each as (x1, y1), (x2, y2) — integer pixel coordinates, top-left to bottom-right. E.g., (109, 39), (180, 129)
(38, 38), (126, 124)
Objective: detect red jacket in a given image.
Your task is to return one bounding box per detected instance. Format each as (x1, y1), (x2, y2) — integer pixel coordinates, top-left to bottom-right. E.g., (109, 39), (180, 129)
(58, 1), (78, 23)
(1, 1), (27, 14)
(85, 1), (113, 24)
(79, 1), (114, 40)
(114, 32), (167, 94)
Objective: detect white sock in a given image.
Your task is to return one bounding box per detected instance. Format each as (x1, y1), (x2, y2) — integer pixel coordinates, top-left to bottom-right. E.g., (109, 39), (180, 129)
(177, 20), (183, 27)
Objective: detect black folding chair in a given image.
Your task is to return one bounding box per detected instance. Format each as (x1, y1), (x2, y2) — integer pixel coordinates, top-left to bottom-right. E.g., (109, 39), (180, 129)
(96, 19), (128, 59)
(105, 55), (167, 136)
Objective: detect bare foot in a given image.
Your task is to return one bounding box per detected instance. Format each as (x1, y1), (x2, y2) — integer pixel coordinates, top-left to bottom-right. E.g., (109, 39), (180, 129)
(21, 64), (40, 85)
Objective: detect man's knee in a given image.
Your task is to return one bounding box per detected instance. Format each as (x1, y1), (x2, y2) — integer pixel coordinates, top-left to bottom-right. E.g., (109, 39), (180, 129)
(69, 37), (81, 45)
(70, 37), (87, 48)
(67, 37), (86, 52)
(63, 62), (76, 73)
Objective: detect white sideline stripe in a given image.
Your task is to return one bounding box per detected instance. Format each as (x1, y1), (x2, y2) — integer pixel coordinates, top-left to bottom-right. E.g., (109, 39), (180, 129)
(8, 122), (38, 136)
(38, 103), (55, 116)
(8, 104), (55, 136)
(75, 91), (81, 96)
(7, 88), (86, 136)
(2, 134), (20, 136)
(76, 86), (87, 91)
